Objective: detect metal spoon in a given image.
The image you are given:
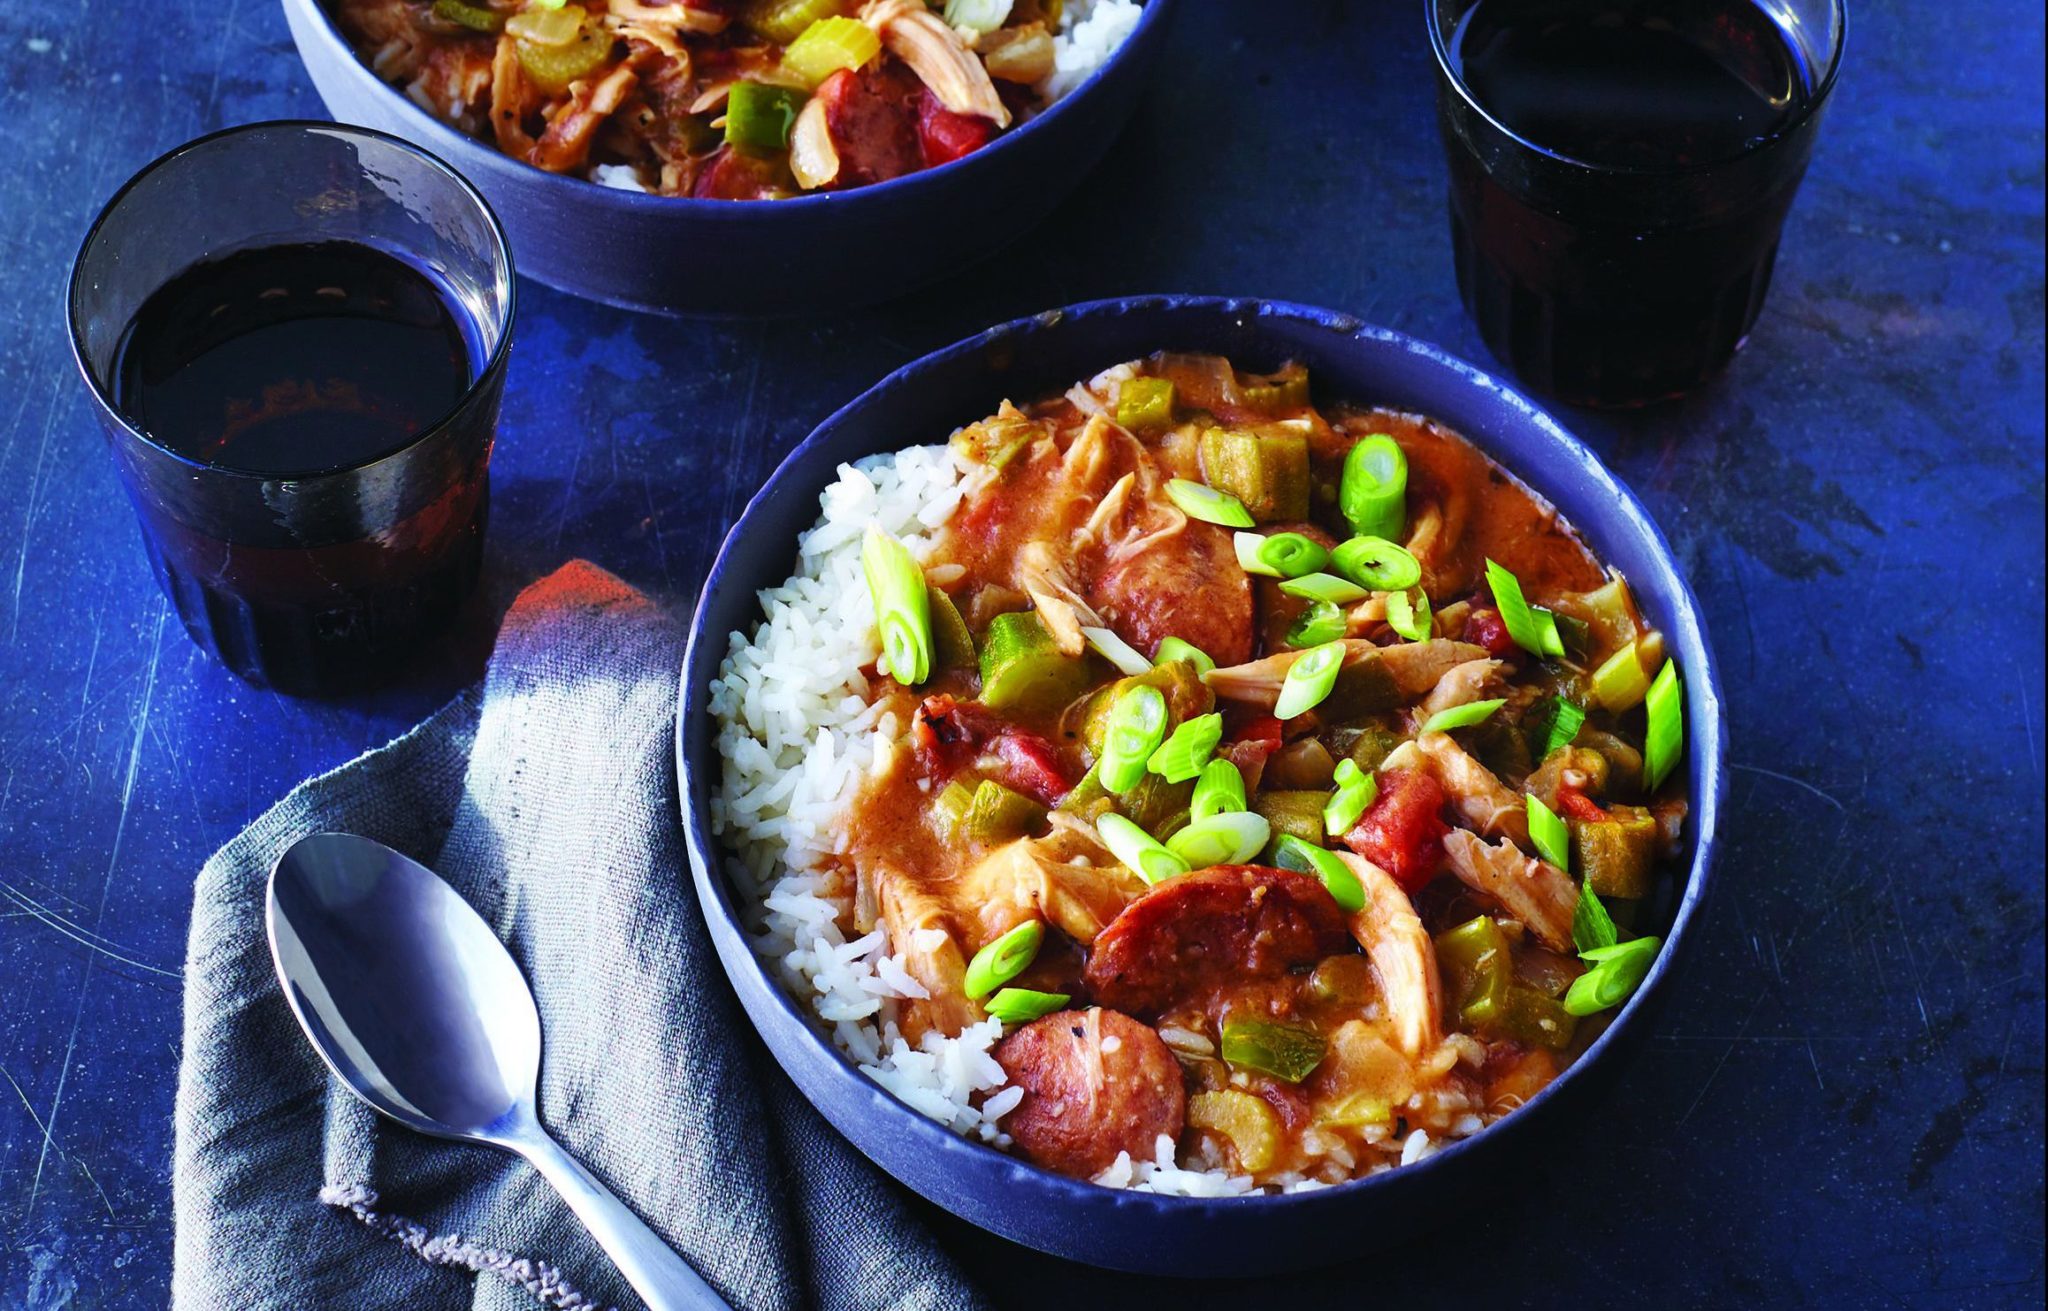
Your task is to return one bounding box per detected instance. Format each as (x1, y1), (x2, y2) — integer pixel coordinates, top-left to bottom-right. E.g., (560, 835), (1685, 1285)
(266, 832), (729, 1311)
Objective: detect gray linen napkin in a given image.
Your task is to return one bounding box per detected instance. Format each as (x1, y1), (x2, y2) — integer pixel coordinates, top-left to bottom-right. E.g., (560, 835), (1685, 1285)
(172, 561), (988, 1311)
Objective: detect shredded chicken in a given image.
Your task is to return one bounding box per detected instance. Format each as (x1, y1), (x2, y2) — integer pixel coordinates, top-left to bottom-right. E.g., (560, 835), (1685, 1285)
(1414, 731), (1529, 846)
(1204, 639), (1489, 710)
(875, 869), (977, 1041)
(1442, 829), (1577, 952)
(1017, 541), (1100, 657)
(1416, 658), (1506, 720)
(1336, 852), (1444, 1056)
(861, 0), (1012, 126)
(957, 834), (1146, 948)
(529, 61), (640, 173)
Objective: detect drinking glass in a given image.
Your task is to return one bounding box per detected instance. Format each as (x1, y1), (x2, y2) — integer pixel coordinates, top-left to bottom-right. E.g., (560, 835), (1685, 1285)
(67, 121), (515, 694)
(1430, 0), (1846, 408)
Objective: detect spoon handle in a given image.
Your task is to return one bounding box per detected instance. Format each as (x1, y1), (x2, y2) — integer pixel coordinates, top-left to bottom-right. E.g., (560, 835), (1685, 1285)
(514, 1127), (732, 1311)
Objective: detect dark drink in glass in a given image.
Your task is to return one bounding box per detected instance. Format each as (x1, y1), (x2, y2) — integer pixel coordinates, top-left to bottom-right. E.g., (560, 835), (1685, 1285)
(1430, 0), (1845, 407)
(68, 123), (514, 694)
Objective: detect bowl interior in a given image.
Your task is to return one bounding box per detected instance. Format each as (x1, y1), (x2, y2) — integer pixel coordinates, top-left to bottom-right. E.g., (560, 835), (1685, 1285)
(677, 295), (1726, 1267)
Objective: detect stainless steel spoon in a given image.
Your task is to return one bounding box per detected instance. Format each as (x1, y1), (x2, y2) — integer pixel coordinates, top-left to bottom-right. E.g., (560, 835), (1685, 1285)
(266, 831), (729, 1311)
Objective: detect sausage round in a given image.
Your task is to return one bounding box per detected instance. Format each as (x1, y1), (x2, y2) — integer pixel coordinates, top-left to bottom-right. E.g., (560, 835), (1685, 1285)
(1083, 865), (1351, 1019)
(994, 1008), (1186, 1180)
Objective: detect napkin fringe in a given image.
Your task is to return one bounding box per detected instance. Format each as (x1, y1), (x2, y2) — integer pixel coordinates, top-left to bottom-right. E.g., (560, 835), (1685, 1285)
(319, 1183), (617, 1311)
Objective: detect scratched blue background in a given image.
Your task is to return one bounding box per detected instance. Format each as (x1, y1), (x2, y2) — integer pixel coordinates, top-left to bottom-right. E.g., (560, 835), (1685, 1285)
(1, 1), (2042, 1307)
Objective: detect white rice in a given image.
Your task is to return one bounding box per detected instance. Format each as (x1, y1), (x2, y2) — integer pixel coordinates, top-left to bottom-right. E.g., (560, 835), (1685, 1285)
(1041, 0), (1146, 103)
(708, 436), (1451, 1190)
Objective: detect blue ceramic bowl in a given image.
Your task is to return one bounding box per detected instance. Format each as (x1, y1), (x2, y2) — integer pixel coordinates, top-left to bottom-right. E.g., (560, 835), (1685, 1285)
(677, 296), (1727, 1274)
(282, 0), (1177, 317)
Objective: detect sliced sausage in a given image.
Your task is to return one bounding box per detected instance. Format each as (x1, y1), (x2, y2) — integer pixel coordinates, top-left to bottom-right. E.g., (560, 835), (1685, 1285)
(810, 62), (922, 189)
(994, 1008), (1185, 1179)
(1083, 865), (1350, 1019)
(1088, 519), (1255, 667)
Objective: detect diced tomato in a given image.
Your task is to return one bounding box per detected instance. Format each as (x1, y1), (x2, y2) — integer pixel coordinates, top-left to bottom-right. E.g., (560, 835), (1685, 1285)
(1465, 607), (1517, 658)
(915, 89), (995, 168)
(1342, 768), (1450, 893)
(690, 145), (786, 200)
(912, 694), (986, 778)
(1225, 715), (1285, 750)
(1555, 782), (1606, 822)
(988, 731), (1073, 807)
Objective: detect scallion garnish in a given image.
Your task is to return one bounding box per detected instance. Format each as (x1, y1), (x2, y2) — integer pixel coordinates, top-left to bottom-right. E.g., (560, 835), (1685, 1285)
(1339, 433), (1408, 540)
(1147, 712), (1223, 783)
(1098, 684), (1169, 792)
(1167, 478), (1255, 528)
(1279, 572), (1371, 605)
(1642, 658), (1684, 790)
(1234, 532), (1283, 578)
(983, 987), (1071, 1025)
(1241, 531), (1330, 579)
(1562, 935), (1659, 1016)
(1190, 758), (1246, 823)
(1323, 759), (1378, 837)
(1081, 625), (1152, 677)
(1571, 883), (1618, 954)
(1385, 587), (1432, 642)
(1271, 835), (1366, 913)
(1286, 598), (1346, 649)
(862, 526), (932, 685)
(1527, 696), (1586, 759)
(1483, 559), (1562, 658)
(1096, 812), (1191, 886)
(1526, 792), (1569, 870)
(1331, 536), (1423, 592)
(1419, 697), (1506, 736)
(1165, 812), (1271, 869)
(1274, 640), (1346, 719)
(1154, 636), (1215, 674)
(962, 920), (1043, 1000)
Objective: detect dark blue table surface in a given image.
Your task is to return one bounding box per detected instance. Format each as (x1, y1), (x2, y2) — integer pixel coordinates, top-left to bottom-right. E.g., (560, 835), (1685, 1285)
(2, 1), (2042, 1307)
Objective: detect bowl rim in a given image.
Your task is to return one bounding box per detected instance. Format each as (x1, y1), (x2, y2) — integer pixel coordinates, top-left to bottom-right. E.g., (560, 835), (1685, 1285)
(677, 293), (1728, 1216)
(284, 0), (1177, 215)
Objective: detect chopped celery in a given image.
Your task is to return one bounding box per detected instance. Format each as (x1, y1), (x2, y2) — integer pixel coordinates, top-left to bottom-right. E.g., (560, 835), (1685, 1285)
(945, 0), (1014, 32)
(927, 585), (976, 671)
(964, 779), (1045, 844)
(507, 4), (584, 44)
(1569, 805), (1660, 899)
(780, 15), (880, 87)
(433, 0), (504, 32)
(745, 0), (845, 44)
(1198, 427), (1310, 522)
(1115, 375), (1176, 431)
(514, 20), (610, 89)
(978, 611), (1090, 713)
(1590, 639), (1654, 711)
(725, 82), (807, 154)
(1220, 1017), (1327, 1083)
(931, 780), (974, 841)
(1188, 1089), (1280, 1171)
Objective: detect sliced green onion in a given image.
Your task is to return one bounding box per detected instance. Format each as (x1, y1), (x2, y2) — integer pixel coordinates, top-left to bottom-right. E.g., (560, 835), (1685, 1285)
(1385, 587), (1432, 642)
(944, 0), (1013, 33)
(862, 526), (931, 685)
(1324, 760), (1378, 837)
(963, 920), (1043, 1000)
(1096, 812), (1191, 885)
(1165, 812), (1271, 869)
(1166, 478), (1255, 528)
(1148, 712), (1223, 783)
(1286, 599), (1345, 649)
(1279, 572), (1371, 605)
(1530, 607), (1568, 658)
(1154, 636), (1215, 675)
(1331, 536), (1422, 592)
(1339, 433), (1408, 540)
(724, 81), (807, 154)
(1419, 697), (1506, 736)
(1081, 625), (1152, 677)
(1115, 375), (1175, 431)
(984, 987), (1071, 1024)
(1271, 835), (1365, 913)
(1526, 792), (1569, 871)
(1098, 684), (1168, 793)
(1572, 883), (1618, 955)
(1237, 531), (1330, 579)
(1190, 759), (1246, 822)
(1642, 658), (1684, 790)
(1562, 936), (1659, 1016)
(1528, 696), (1586, 759)
(1482, 557), (1540, 655)
(1274, 641), (1346, 720)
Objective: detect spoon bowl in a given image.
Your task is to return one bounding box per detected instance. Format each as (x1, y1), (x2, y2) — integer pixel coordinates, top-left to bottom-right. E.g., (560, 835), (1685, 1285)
(267, 832), (729, 1311)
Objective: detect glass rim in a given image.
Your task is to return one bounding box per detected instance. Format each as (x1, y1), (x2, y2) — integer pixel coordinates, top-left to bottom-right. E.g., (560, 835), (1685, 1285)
(1425, 0), (1849, 179)
(65, 118), (517, 484)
